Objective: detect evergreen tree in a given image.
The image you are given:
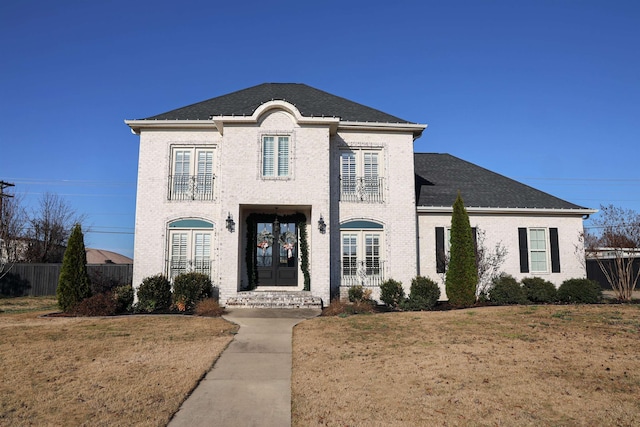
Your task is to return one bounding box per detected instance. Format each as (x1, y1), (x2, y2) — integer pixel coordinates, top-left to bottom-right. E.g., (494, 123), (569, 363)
(445, 193), (478, 306)
(57, 223), (91, 312)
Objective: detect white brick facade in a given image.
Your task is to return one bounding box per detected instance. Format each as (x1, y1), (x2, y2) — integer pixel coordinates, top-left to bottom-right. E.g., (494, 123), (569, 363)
(128, 88), (592, 306)
(418, 210), (588, 299)
(129, 101), (423, 305)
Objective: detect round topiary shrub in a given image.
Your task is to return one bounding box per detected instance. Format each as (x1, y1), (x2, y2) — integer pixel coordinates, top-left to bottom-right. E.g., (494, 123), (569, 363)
(172, 272), (213, 311)
(521, 277), (557, 304)
(489, 274), (527, 305)
(136, 274), (172, 312)
(348, 285), (365, 303)
(113, 284), (134, 313)
(402, 276), (440, 310)
(379, 279), (405, 308)
(557, 278), (602, 304)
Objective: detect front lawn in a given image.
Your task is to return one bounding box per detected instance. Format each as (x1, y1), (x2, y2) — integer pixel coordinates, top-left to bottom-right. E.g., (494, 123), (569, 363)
(292, 304), (640, 426)
(0, 297), (237, 426)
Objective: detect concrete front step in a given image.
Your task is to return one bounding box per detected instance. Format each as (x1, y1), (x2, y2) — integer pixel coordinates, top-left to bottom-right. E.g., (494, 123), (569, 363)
(225, 291), (323, 309)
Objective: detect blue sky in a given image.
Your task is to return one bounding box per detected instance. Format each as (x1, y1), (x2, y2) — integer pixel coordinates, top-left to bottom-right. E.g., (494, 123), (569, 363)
(1, 0), (638, 259)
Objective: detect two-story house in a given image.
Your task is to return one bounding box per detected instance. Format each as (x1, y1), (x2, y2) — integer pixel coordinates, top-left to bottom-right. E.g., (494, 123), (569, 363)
(126, 83), (594, 305)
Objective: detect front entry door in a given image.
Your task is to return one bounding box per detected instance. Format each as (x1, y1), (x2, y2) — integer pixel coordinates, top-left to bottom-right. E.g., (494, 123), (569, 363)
(256, 220), (298, 286)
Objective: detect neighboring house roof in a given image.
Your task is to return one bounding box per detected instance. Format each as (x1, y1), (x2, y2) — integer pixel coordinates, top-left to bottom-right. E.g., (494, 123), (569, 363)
(85, 248), (133, 265)
(414, 153), (591, 211)
(141, 83), (414, 124)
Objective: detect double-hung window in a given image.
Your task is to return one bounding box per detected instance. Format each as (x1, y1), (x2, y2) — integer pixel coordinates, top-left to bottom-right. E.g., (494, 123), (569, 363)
(528, 228), (548, 272)
(340, 149), (383, 202)
(262, 136), (290, 177)
(518, 227), (561, 274)
(170, 147), (215, 200)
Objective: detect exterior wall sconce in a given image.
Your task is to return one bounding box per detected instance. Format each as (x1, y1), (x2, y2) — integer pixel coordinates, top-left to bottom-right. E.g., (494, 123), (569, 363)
(318, 215), (327, 234)
(226, 212), (235, 232)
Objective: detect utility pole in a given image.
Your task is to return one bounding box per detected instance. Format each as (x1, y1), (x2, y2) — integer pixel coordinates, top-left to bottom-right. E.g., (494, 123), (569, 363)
(0, 181), (15, 265)
(0, 180), (15, 236)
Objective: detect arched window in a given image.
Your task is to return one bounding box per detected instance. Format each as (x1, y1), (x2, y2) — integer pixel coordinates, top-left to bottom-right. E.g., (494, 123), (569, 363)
(340, 220), (385, 287)
(167, 219), (214, 278)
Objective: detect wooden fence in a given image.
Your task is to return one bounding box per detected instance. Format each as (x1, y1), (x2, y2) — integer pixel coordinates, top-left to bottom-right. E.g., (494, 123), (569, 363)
(0, 263), (133, 297)
(586, 258), (640, 290)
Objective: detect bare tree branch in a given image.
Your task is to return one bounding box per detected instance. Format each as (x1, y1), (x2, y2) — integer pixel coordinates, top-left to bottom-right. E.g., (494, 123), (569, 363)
(585, 204), (640, 301)
(24, 193), (85, 263)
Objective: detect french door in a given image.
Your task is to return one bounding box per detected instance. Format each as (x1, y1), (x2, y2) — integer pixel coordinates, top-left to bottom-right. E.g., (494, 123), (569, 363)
(255, 220), (298, 286)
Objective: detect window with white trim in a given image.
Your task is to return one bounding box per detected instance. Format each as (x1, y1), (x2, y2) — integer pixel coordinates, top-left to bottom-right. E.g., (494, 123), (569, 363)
(167, 219), (214, 278)
(529, 228), (548, 273)
(340, 149), (383, 202)
(340, 220), (385, 287)
(169, 146), (215, 200)
(518, 227), (560, 274)
(262, 135), (290, 177)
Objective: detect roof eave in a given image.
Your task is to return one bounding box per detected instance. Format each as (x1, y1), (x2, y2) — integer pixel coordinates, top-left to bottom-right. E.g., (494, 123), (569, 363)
(339, 121), (427, 139)
(417, 206), (598, 217)
(124, 119), (217, 135)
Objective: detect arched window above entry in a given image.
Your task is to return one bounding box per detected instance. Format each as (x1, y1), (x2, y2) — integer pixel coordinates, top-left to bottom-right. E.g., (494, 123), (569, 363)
(340, 220), (383, 229)
(169, 219), (214, 229)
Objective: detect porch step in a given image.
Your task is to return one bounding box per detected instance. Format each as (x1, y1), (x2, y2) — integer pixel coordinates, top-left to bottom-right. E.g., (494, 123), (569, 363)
(225, 291), (323, 309)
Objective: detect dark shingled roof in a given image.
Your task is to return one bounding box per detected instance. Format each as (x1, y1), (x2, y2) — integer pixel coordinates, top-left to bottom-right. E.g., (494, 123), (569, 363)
(414, 153), (588, 210)
(143, 83), (412, 123)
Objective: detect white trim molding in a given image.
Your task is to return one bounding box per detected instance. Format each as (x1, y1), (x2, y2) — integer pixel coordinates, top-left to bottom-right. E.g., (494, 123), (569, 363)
(417, 206), (598, 216)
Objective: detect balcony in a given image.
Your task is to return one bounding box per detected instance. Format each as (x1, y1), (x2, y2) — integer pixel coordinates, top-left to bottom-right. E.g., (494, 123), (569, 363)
(341, 259), (386, 288)
(168, 174), (215, 201)
(339, 176), (384, 203)
(168, 258), (213, 279)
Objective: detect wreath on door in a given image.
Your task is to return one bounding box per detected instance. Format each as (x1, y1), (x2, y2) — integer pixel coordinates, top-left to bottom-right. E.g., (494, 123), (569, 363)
(279, 230), (297, 259)
(245, 213), (309, 291)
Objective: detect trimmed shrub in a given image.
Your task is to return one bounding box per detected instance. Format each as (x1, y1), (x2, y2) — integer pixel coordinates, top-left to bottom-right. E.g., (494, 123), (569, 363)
(113, 284), (134, 313)
(70, 293), (117, 316)
(57, 224), (91, 312)
(379, 279), (405, 308)
(136, 274), (172, 312)
(348, 285), (364, 302)
(522, 277), (557, 304)
(489, 274), (527, 305)
(445, 193), (478, 307)
(557, 278), (602, 304)
(194, 298), (226, 317)
(172, 272), (213, 311)
(402, 276), (440, 310)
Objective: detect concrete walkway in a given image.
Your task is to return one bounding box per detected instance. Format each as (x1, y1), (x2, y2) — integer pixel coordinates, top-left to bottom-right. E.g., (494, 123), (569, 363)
(168, 308), (321, 427)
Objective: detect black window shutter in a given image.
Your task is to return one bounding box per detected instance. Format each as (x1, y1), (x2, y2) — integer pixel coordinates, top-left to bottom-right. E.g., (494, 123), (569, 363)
(472, 227), (478, 257)
(550, 228), (561, 273)
(518, 228), (529, 273)
(436, 227), (445, 273)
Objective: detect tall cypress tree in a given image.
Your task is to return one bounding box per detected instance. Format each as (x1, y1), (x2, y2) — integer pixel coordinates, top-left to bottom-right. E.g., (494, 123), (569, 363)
(445, 193), (478, 306)
(57, 223), (91, 312)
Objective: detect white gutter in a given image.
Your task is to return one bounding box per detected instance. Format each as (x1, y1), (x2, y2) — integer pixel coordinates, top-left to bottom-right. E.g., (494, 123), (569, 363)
(124, 120), (216, 135)
(339, 121), (427, 139)
(417, 206), (598, 216)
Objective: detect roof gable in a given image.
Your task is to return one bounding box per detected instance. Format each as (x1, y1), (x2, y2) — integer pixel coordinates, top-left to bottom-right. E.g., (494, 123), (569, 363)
(414, 153), (589, 211)
(141, 83), (413, 124)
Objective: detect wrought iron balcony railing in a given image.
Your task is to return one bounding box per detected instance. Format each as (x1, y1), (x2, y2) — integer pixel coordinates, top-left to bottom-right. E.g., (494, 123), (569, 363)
(341, 259), (386, 288)
(339, 176), (384, 203)
(168, 174), (215, 201)
(168, 258), (213, 279)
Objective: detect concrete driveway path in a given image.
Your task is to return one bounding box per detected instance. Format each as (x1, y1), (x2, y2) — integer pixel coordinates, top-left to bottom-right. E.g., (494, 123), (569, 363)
(168, 308), (321, 427)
